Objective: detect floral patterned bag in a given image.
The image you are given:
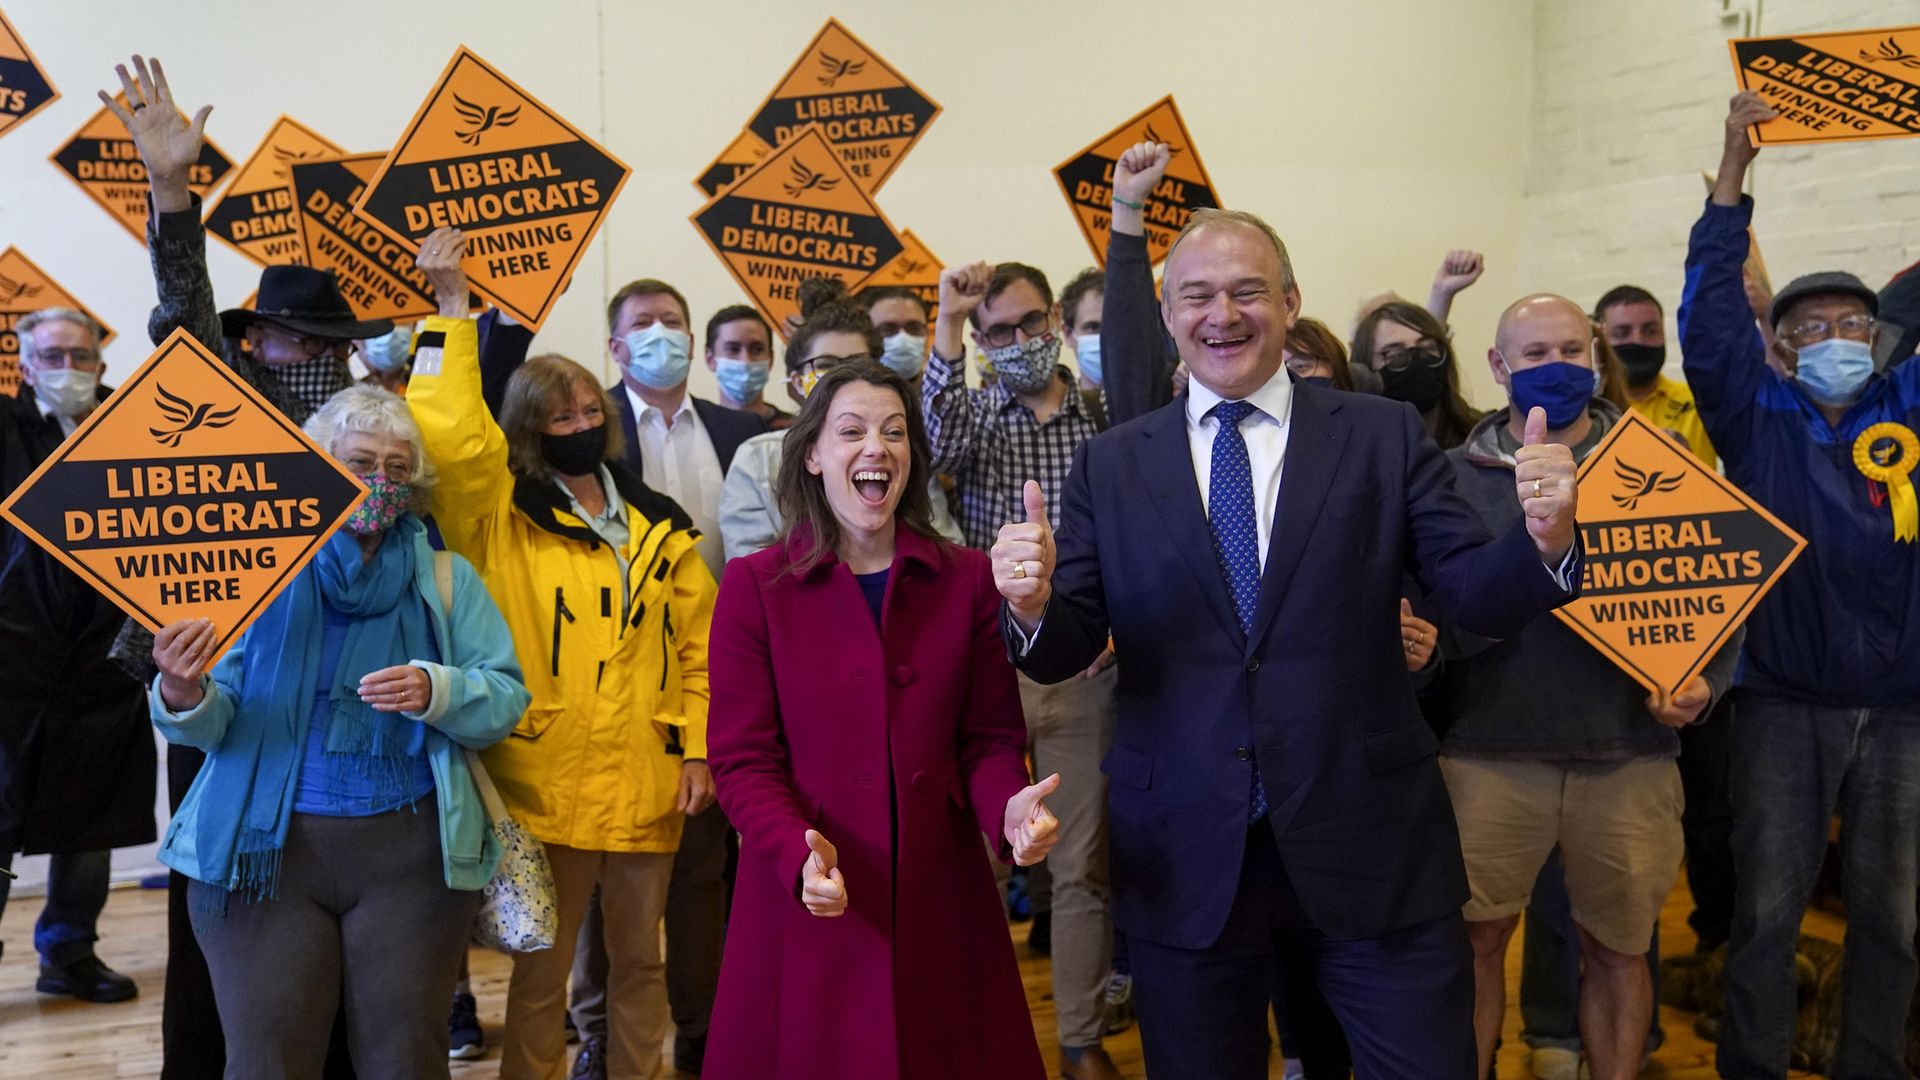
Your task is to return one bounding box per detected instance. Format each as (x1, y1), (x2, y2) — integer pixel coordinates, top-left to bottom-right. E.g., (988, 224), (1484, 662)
(464, 748), (557, 953)
(433, 552), (555, 953)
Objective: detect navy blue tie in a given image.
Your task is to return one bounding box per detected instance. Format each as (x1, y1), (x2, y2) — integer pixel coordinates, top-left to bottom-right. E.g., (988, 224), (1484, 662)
(1206, 400), (1269, 822)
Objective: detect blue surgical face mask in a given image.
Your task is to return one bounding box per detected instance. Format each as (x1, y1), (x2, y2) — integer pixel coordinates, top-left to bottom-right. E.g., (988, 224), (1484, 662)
(1075, 334), (1103, 385)
(623, 323), (692, 389)
(713, 357), (770, 403)
(1501, 355), (1597, 430)
(880, 331), (927, 378)
(1794, 338), (1875, 407)
(361, 325), (413, 374)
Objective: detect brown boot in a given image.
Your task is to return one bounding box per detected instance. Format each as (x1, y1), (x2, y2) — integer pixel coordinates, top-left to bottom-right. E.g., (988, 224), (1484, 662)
(1060, 1045), (1123, 1080)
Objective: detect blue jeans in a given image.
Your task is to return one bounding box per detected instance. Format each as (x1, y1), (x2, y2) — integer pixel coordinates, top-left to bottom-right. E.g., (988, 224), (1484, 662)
(0, 849), (112, 964)
(1517, 847), (1663, 1053)
(1718, 690), (1920, 1080)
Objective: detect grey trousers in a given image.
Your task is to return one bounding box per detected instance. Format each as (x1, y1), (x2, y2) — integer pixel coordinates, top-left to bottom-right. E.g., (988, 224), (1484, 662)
(188, 808), (480, 1080)
(1018, 663), (1119, 1049)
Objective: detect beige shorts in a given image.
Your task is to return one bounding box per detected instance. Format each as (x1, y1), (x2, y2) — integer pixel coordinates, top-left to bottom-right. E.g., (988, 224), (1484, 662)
(1438, 755), (1684, 956)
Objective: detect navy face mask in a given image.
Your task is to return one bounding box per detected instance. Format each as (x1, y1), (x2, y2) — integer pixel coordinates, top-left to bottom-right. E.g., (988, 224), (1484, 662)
(1502, 357), (1596, 430)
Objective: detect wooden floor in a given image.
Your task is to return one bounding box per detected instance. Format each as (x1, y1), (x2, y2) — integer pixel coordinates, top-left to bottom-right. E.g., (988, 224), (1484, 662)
(0, 875), (1843, 1078)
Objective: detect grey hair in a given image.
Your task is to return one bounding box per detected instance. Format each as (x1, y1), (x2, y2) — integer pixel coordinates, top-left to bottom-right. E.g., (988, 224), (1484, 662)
(1164, 208), (1298, 293)
(16, 307), (102, 367)
(302, 383), (437, 512)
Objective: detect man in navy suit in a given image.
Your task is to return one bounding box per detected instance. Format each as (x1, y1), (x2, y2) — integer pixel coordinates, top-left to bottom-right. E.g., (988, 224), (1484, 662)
(991, 207), (1582, 1078)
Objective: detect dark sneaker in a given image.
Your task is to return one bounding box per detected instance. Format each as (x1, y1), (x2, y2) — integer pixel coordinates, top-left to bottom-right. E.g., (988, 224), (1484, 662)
(569, 1036), (608, 1080)
(1100, 969), (1134, 1036)
(1027, 909), (1051, 955)
(448, 991), (484, 1060)
(36, 955), (137, 1003)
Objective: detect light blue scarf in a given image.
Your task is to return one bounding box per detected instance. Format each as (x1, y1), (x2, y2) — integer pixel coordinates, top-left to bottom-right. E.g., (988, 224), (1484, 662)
(195, 516), (435, 904)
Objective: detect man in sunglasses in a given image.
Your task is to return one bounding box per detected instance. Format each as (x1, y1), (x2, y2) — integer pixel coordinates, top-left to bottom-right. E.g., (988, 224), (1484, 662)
(1683, 89), (1920, 1079)
(0, 307), (154, 1006)
(924, 259), (1125, 1080)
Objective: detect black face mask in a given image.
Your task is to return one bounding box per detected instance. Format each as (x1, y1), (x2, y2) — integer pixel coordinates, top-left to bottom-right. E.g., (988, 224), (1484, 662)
(1301, 375), (1335, 389)
(1380, 364), (1449, 412)
(540, 424), (609, 477)
(1613, 342), (1666, 388)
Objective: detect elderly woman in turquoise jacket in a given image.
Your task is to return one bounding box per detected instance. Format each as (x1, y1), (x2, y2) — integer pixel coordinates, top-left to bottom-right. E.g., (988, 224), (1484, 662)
(149, 384), (531, 1080)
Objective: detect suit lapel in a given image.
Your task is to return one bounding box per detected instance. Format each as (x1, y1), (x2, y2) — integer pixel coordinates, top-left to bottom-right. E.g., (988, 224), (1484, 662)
(1132, 402), (1242, 640)
(611, 383), (645, 476)
(1248, 386), (1347, 651)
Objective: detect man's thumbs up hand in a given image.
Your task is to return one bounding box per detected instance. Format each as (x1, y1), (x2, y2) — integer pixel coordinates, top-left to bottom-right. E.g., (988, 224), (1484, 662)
(800, 828), (847, 918)
(992, 479), (1056, 632)
(1513, 405), (1579, 565)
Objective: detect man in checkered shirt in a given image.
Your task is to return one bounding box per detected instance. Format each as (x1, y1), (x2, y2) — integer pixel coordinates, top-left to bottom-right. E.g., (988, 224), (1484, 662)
(922, 258), (1128, 1080)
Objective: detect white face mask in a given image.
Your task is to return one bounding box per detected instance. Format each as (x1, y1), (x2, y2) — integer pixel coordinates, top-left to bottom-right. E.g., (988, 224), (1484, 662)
(32, 366), (98, 419)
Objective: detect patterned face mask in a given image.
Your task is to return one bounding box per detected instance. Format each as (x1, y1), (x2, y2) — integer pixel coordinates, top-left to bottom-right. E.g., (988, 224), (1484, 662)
(345, 473), (413, 535)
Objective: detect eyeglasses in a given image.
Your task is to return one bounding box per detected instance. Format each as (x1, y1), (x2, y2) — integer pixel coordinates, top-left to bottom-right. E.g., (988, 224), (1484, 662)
(258, 324), (356, 359)
(979, 311), (1052, 349)
(341, 455), (415, 483)
(1283, 351), (1331, 377)
(874, 319), (928, 339)
(25, 346), (102, 371)
(1377, 343), (1447, 372)
(1783, 314), (1875, 350)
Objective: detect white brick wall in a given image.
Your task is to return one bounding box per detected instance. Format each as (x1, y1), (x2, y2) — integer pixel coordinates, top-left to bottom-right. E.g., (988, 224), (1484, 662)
(1521, 0), (1920, 331)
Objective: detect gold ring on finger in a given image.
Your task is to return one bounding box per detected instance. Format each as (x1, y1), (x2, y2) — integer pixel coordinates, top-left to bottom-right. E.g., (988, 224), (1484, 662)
(1012, 560), (1027, 579)
(1533, 478), (1542, 499)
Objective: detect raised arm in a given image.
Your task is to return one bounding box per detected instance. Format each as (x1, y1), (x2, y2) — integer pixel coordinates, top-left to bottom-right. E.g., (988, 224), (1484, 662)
(923, 261), (994, 474)
(1102, 142), (1179, 423)
(1678, 92), (1782, 461)
(1426, 250), (1485, 327)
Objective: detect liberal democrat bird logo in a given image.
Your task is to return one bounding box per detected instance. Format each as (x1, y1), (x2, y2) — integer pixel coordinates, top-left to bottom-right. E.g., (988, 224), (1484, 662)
(149, 384), (241, 448)
(783, 159), (841, 198)
(0, 274), (43, 304)
(451, 94), (521, 147)
(1143, 124), (1184, 157)
(271, 146), (323, 180)
(892, 258), (927, 279)
(1861, 36), (1920, 70)
(1612, 459), (1685, 510)
(816, 51), (866, 88)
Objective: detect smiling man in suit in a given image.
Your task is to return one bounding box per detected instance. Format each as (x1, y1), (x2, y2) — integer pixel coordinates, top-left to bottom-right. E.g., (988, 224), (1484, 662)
(991, 207), (1582, 1078)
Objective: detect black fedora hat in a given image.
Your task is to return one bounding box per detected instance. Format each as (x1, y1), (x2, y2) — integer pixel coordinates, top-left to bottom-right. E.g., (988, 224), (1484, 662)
(220, 265), (396, 341)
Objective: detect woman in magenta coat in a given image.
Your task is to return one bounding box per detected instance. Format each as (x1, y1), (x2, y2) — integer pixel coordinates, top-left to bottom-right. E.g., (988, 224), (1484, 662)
(705, 360), (1060, 1080)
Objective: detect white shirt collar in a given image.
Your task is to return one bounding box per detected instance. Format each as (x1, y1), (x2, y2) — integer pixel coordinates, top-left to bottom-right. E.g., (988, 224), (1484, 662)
(629, 384), (695, 428)
(1185, 362), (1295, 429)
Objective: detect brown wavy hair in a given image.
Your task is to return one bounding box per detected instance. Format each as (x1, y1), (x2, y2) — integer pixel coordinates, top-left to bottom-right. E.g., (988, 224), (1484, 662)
(499, 353), (626, 482)
(1286, 317), (1354, 391)
(775, 361), (940, 576)
(1350, 301), (1483, 449)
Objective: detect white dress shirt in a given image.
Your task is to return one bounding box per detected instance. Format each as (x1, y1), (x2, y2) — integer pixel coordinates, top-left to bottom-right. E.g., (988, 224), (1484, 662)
(625, 386), (726, 577)
(1186, 366), (1294, 570)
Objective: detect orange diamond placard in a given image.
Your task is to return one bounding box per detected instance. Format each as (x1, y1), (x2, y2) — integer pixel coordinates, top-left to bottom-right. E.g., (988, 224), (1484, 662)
(1555, 410), (1806, 695)
(0, 247), (117, 398)
(203, 116), (345, 267)
(1055, 96), (1221, 267)
(691, 124), (904, 334)
(290, 153), (440, 323)
(0, 6), (59, 141)
(869, 228), (944, 327)
(743, 18), (940, 194)
(1731, 25), (1920, 146)
(0, 328), (367, 661)
(50, 94), (234, 246)
(353, 46), (631, 330)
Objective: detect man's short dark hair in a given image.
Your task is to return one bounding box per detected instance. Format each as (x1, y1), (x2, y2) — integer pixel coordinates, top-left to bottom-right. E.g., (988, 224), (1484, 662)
(971, 263), (1053, 329)
(704, 304), (769, 350)
(606, 279), (690, 334)
(1593, 285), (1662, 322)
(1058, 267), (1106, 330)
